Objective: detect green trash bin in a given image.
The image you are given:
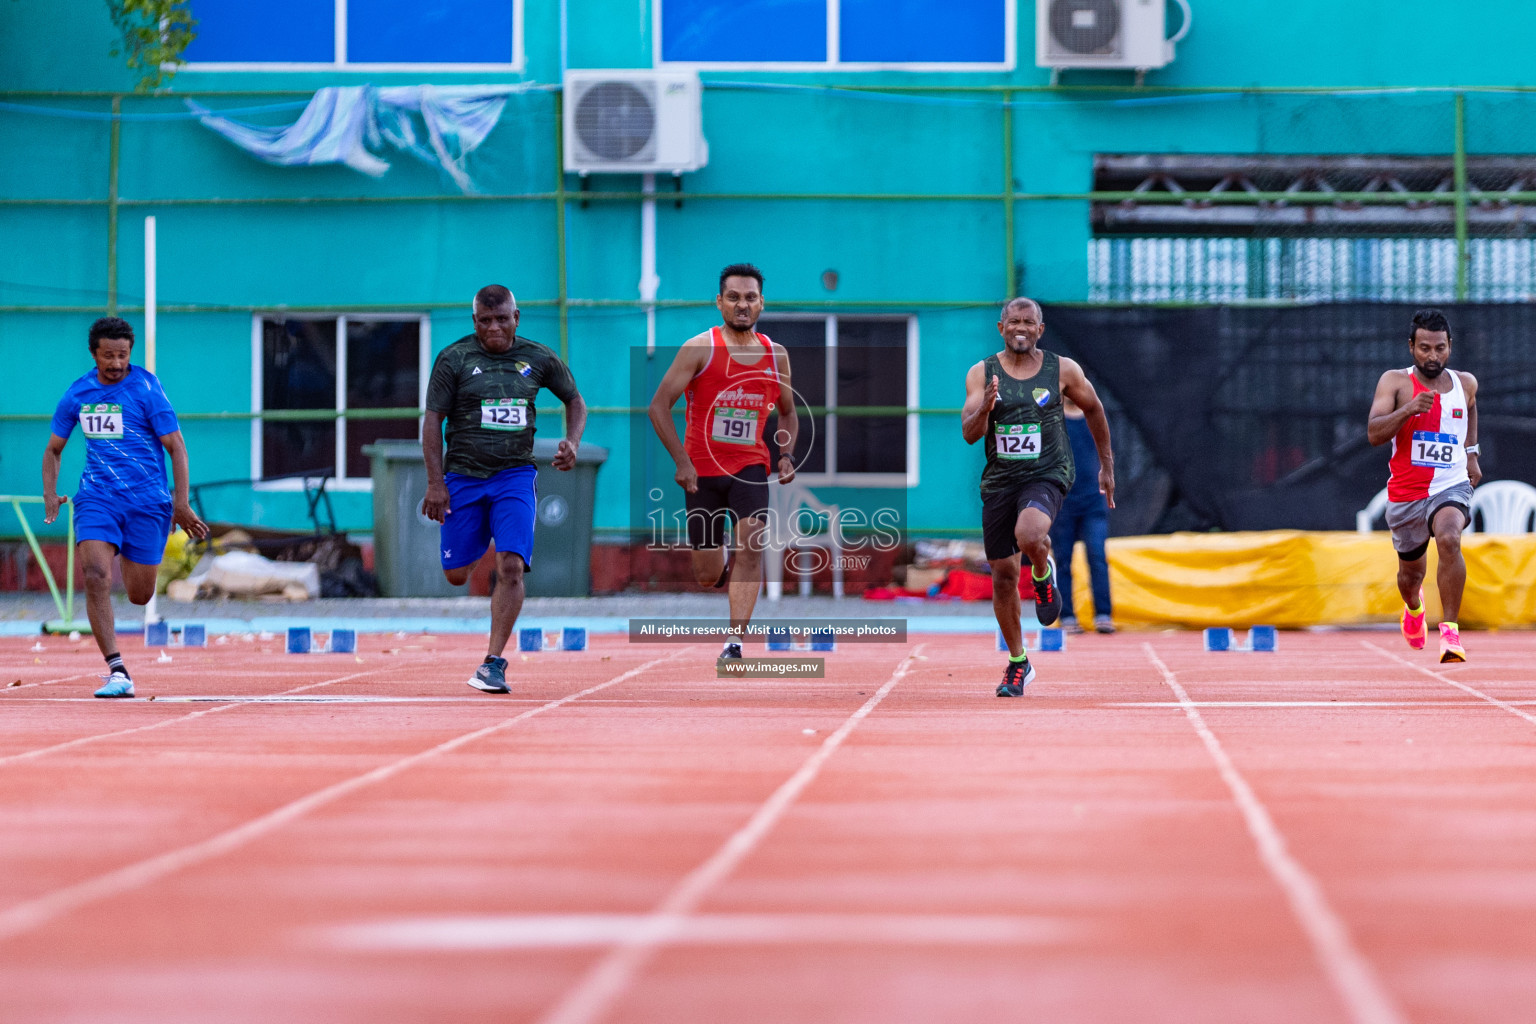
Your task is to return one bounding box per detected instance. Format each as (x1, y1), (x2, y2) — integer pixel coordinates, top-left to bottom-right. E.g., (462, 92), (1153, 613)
(526, 438), (608, 598)
(363, 439), (608, 598)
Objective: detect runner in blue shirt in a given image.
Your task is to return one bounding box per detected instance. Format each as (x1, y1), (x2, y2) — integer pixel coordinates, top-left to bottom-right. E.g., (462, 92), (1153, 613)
(42, 317), (207, 698)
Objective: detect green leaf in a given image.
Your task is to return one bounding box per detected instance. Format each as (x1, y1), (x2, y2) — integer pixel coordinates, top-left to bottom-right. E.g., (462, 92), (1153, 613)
(105, 0), (198, 93)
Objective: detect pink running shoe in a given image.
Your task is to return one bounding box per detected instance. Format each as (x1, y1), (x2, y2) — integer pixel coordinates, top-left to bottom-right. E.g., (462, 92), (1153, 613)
(1438, 621), (1467, 664)
(1401, 594), (1426, 650)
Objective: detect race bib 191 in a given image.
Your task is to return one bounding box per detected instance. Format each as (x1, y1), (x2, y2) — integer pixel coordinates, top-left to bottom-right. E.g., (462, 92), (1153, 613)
(711, 407), (759, 446)
(79, 403), (123, 440)
(1411, 430), (1458, 468)
(480, 398), (528, 431)
(995, 422), (1041, 460)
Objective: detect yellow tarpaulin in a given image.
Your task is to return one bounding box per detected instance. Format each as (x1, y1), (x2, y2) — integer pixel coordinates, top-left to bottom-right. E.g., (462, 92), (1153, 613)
(1065, 531), (1536, 629)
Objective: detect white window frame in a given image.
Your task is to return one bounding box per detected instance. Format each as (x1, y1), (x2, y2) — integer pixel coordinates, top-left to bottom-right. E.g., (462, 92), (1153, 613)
(654, 0), (1015, 72)
(182, 0), (525, 72)
(250, 312), (430, 492)
(758, 312), (919, 488)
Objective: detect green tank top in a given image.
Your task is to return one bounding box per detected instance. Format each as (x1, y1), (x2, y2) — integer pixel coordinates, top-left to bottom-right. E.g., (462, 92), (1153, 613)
(980, 349), (1075, 495)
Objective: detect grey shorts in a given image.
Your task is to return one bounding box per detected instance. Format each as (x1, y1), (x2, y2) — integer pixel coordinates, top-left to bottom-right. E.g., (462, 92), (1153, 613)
(1385, 480), (1474, 559)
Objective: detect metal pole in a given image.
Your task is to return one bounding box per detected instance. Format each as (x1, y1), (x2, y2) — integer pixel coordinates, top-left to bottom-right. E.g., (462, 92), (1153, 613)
(107, 95), (121, 314)
(143, 215), (160, 627)
(640, 173), (659, 355)
(1453, 92), (1469, 302)
(554, 90), (570, 365)
(1002, 89), (1016, 296)
(144, 216), (157, 371)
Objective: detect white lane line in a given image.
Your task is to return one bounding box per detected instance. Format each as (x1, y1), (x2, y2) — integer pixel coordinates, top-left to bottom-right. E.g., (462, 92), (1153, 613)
(1105, 699), (1536, 709)
(1143, 644), (1405, 1024)
(326, 912), (1070, 950)
(1363, 640), (1536, 728)
(0, 669), (381, 769)
(538, 644), (926, 1024)
(0, 650), (683, 943)
(1, 672), (94, 693)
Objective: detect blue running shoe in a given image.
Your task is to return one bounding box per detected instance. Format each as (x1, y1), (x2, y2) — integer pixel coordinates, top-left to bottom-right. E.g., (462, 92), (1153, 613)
(94, 671), (135, 699)
(995, 657), (1036, 697)
(467, 656), (509, 694)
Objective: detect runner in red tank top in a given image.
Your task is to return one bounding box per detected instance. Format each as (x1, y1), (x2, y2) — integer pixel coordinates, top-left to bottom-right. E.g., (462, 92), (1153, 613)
(1366, 308), (1482, 663)
(648, 264), (799, 661)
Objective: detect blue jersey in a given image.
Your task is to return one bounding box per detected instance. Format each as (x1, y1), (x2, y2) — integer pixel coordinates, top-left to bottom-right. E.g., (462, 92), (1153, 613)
(50, 365), (180, 506)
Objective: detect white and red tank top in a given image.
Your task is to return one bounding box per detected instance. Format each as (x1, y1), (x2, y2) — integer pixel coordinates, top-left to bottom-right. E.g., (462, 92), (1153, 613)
(683, 327), (780, 477)
(1387, 369), (1469, 502)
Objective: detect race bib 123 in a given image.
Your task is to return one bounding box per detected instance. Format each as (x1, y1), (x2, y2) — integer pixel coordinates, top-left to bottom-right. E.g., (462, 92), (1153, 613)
(480, 398), (528, 431)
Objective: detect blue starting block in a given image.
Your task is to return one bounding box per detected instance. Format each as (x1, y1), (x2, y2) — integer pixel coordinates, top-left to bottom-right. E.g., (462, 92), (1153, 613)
(1204, 626), (1277, 652)
(518, 627), (588, 652)
(997, 628), (1065, 652)
(146, 621), (208, 648)
(766, 628), (793, 652)
(286, 627), (357, 654)
(810, 630), (836, 652)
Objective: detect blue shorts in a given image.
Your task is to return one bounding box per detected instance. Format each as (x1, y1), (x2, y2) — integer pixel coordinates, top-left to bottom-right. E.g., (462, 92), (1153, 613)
(441, 466), (537, 572)
(73, 494), (173, 566)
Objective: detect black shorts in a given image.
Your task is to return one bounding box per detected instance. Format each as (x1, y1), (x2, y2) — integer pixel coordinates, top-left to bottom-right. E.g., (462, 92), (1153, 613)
(686, 464), (770, 549)
(981, 480), (1067, 561)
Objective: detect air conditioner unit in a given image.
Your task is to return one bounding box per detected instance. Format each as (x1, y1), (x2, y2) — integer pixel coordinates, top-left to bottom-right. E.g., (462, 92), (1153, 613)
(563, 70), (708, 175)
(1036, 0), (1190, 71)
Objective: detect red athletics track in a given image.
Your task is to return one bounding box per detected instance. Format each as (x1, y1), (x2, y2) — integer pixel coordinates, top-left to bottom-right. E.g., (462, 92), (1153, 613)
(2, 630), (1535, 1023)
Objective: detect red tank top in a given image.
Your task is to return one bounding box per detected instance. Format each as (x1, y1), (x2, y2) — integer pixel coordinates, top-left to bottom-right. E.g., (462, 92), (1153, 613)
(683, 327), (780, 477)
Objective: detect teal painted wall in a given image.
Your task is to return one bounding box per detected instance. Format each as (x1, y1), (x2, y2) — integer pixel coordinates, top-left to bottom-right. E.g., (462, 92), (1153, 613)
(2, 0), (1532, 540)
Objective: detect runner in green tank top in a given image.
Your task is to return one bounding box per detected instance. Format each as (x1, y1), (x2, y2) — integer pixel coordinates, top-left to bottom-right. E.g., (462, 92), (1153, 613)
(962, 298), (1116, 696)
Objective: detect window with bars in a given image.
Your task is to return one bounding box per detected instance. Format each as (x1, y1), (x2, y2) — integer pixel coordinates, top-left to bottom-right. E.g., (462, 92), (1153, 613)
(755, 315), (918, 485)
(256, 316), (427, 485)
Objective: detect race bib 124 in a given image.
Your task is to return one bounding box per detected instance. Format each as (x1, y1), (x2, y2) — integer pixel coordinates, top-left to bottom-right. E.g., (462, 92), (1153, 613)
(995, 423), (1041, 460)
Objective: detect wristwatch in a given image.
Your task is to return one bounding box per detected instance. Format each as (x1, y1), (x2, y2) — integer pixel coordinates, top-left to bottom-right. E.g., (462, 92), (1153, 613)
(1465, 443), (1481, 455)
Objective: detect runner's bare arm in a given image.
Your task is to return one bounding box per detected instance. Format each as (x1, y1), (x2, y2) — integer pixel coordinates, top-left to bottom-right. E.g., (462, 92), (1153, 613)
(1461, 371), (1482, 487)
(41, 433), (67, 524)
(960, 361), (996, 445)
(158, 430), (209, 540)
(647, 335), (712, 493)
(421, 409), (452, 522)
(553, 390), (587, 471)
(772, 342), (798, 484)
(1367, 371), (1430, 445)
(1060, 357), (1116, 509)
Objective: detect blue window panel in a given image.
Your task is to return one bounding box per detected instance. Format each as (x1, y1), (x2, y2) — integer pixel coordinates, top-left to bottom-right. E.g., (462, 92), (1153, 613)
(185, 0), (335, 63)
(840, 0), (1007, 63)
(662, 0), (826, 63)
(349, 0), (514, 64)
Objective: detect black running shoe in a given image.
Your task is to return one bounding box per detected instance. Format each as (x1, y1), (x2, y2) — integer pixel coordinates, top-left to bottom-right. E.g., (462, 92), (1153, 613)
(1031, 556), (1062, 626)
(995, 657), (1037, 697)
(718, 641), (743, 661)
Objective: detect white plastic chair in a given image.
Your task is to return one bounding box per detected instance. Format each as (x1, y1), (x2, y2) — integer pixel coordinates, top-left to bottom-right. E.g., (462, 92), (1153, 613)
(1356, 487), (1390, 534)
(764, 479), (844, 600)
(1470, 480), (1536, 534)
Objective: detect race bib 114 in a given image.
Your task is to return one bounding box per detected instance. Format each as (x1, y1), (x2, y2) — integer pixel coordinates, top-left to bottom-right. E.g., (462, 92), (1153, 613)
(480, 399), (528, 431)
(995, 423), (1041, 460)
(79, 403), (123, 440)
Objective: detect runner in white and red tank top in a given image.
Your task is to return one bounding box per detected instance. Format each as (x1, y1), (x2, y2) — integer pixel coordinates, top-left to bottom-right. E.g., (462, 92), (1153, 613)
(648, 264), (799, 661)
(1367, 308), (1482, 663)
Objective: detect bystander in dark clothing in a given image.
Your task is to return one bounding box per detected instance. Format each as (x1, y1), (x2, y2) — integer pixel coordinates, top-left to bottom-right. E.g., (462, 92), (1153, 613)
(1049, 399), (1114, 633)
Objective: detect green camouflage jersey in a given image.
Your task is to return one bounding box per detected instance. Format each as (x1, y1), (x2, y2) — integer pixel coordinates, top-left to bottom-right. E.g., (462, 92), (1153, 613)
(980, 349), (1075, 496)
(425, 335), (579, 478)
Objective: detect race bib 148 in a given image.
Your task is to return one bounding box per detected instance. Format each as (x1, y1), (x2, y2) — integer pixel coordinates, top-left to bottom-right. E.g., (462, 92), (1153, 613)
(1411, 430), (1458, 468)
